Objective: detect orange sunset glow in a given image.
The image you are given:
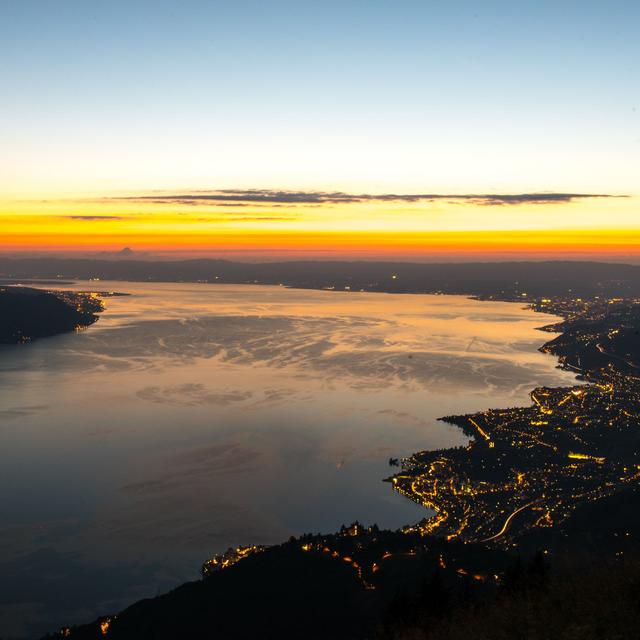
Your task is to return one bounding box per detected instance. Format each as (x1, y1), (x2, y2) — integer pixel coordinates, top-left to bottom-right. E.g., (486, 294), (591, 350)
(1, 192), (638, 260)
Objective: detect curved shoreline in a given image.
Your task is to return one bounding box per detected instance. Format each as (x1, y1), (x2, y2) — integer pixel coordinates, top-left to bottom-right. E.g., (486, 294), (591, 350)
(390, 294), (640, 545)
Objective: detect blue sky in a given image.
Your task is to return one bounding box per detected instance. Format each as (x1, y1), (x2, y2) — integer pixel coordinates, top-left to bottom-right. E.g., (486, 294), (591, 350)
(1, 0), (639, 195)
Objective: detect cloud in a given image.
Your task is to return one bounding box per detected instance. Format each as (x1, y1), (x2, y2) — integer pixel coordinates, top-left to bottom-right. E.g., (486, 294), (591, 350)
(111, 190), (625, 207)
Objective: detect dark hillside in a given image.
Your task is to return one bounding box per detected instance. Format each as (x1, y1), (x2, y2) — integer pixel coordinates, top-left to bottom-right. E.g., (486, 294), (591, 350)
(0, 288), (99, 343)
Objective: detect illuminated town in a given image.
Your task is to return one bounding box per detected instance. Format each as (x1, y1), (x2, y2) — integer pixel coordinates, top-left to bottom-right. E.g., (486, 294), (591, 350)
(392, 296), (640, 546)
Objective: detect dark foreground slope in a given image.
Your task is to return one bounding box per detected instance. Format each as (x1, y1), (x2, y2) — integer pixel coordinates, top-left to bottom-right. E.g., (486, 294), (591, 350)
(45, 529), (512, 640)
(44, 489), (640, 640)
(390, 557), (640, 640)
(0, 287), (101, 343)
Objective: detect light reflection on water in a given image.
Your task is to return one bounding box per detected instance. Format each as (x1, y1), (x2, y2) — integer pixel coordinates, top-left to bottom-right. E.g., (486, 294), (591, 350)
(0, 283), (578, 637)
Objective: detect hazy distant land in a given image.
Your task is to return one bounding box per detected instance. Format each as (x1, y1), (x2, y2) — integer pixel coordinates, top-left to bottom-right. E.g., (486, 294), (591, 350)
(2, 258), (640, 299)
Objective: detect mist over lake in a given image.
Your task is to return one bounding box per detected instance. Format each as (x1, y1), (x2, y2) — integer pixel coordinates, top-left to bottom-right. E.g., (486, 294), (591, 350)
(0, 283), (578, 637)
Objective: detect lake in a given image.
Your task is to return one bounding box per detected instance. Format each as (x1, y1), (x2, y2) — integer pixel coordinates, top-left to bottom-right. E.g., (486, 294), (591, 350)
(0, 283), (578, 638)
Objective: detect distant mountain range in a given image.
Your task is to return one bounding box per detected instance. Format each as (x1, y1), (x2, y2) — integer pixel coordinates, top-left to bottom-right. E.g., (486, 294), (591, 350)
(1, 258), (639, 298)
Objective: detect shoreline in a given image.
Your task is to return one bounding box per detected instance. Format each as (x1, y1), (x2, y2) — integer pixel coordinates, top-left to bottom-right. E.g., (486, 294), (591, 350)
(390, 294), (640, 545)
(0, 287), (103, 344)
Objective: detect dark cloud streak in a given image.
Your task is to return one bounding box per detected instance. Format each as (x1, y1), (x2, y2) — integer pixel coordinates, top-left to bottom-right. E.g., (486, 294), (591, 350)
(110, 190), (625, 207)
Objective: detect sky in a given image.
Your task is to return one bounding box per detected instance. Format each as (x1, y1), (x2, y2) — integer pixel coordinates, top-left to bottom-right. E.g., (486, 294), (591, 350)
(1, 0), (639, 260)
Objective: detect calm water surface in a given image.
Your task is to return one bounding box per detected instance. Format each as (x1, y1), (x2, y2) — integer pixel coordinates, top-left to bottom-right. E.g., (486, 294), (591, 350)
(0, 283), (578, 637)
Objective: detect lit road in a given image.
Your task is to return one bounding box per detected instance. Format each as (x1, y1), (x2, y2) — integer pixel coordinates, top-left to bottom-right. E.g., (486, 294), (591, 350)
(597, 343), (640, 371)
(481, 500), (541, 542)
